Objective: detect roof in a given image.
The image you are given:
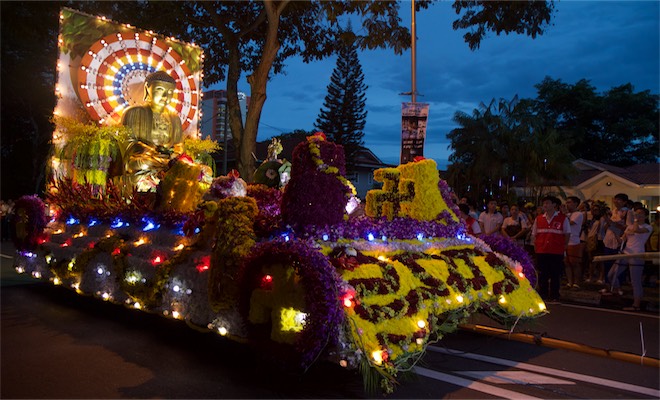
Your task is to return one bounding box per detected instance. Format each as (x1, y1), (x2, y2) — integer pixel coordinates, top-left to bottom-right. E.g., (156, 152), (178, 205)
(572, 158), (659, 186)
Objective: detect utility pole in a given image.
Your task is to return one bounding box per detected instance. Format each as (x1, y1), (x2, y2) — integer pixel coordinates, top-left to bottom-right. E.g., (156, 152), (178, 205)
(411, 0), (417, 103)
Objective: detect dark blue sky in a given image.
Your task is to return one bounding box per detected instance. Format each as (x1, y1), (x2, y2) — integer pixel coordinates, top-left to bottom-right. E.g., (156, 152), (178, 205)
(212, 1), (660, 168)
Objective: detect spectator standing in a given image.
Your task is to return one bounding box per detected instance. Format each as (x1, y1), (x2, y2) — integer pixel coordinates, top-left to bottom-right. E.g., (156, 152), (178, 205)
(601, 193), (633, 288)
(564, 196), (585, 288)
(584, 204), (604, 283)
(532, 196), (570, 303)
(458, 204), (481, 236)
(502, 204), (528, 247)
(500, 203), (510, 219)
(479, 199), (503, 236)
(620, 207), (652, 311)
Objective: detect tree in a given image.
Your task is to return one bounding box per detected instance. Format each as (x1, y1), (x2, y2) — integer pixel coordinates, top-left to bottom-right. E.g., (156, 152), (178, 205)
(531, 77), (659, 166)
(1, 2), (60, 199)
(314, 29), (367, 174)
(446, 95), (574, 205)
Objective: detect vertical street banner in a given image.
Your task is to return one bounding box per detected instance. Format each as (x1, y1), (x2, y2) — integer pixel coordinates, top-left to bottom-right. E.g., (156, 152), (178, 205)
(400, 102), (430, 164)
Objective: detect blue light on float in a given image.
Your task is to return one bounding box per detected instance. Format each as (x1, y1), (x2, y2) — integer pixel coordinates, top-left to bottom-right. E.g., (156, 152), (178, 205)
(367, 233), (375, 241)
(381, 235), (387, 241)
(417, 233), (424, 241)
(174, 223), (185, 236)
(111, 218), (125, 228)
(66, 217), (80, 225)
(88, 218), (99, 227)
(194, 227), (200, 234)
(142, 218), (160, 232)
(322, 234), (329, 241)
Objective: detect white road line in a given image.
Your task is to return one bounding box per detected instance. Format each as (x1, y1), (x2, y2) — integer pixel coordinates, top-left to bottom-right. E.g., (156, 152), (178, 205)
(1, 253), (13, 259)
(455, 370), (574, 385)
(414, 366), (544, 400)
(430, 347), (660, 397)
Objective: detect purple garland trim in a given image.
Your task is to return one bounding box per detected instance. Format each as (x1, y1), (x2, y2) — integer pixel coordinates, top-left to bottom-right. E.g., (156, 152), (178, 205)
(279, 213), (463, 242)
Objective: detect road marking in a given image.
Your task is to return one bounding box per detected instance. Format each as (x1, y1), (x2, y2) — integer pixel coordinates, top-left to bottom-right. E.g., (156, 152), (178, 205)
(1, 253), (13, 259)
(455, 370), (574, 385)
(430, 347), (660, 397)
(414, 366), (544, 399)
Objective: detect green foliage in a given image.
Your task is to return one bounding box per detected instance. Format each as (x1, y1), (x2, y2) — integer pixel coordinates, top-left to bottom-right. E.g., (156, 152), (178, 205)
(314, 28), (367, 174)
(531, 77), (659, 167)
(60, 8), (132, 60)
(184, 137), (220, 175)
(452, 1), (555, 50)
(447, 95), (575, 204)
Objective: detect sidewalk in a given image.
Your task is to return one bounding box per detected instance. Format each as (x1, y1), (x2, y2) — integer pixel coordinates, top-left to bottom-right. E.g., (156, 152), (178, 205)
(559, 279), (659, 312)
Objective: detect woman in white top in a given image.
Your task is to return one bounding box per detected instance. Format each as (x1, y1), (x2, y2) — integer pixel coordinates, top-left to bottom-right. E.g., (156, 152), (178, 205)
(620, 207), (652, 311)
(501, 205), (529, 247)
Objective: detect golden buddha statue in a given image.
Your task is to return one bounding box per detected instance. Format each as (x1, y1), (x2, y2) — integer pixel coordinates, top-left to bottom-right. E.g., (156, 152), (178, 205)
(122, 71), (184, 191)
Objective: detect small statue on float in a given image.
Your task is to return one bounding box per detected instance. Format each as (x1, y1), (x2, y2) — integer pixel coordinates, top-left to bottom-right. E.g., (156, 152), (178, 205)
(253, 137), (291, 188)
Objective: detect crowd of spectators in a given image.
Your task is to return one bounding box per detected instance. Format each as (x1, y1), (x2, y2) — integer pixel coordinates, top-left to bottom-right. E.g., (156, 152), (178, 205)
(456, 194), (658, 310)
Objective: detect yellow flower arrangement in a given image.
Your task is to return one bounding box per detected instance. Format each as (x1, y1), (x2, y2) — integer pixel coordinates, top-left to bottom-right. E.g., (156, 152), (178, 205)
(366, 159), (458, 222)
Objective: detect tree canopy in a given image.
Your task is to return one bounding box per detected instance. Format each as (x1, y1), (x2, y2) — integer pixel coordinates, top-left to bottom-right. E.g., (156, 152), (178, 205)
(446, 95), (575, 205)
(446, 77), (659, 206)
(531, 77), (659, 166)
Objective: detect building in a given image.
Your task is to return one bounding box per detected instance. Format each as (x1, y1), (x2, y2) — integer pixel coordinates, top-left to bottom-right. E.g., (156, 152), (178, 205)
(200, 90), (249, 142)
(560, 159), (660, 214)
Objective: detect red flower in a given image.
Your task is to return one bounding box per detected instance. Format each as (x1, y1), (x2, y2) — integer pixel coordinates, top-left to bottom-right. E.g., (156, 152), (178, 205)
(413, 156), (426, 162)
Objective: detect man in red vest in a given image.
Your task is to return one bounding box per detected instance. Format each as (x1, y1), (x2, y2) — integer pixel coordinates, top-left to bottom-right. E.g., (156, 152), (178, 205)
(532, 195), (570, 303)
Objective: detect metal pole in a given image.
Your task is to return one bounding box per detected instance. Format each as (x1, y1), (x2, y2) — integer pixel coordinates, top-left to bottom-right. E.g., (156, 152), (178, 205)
(411, 0), (417, 103)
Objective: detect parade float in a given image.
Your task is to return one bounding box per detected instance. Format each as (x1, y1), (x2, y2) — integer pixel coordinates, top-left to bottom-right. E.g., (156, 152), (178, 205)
(11, 9), (546, 394)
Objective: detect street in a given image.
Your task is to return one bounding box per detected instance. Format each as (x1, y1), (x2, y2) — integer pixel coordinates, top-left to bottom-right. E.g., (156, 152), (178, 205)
(2, 245), (659, 399)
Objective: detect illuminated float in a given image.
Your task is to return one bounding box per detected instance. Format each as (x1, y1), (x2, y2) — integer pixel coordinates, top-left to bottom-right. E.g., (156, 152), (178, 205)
(12, 9), (545, 394)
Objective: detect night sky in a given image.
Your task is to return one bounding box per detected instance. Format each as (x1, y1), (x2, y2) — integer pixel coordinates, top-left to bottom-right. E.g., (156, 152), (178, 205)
(210, 1), (659, 168)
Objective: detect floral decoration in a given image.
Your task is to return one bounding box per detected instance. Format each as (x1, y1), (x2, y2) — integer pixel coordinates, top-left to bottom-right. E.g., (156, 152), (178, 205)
(478, 234), (536, 287)
(280, 133), (351, 228)
(240, 239), (344, 369)
(12, 195), (48, 251)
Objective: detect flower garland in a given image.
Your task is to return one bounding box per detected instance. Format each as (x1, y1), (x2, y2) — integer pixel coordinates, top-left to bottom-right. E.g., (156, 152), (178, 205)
(306, 132), (355, 199)
(239, 239), (344, 369)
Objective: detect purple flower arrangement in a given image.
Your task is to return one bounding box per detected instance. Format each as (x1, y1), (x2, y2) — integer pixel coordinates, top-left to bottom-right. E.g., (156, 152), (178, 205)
(282, 212), (463, 243)
(240, 238), (345, 369)
(280, 135), (350, 229)
(479, 234), (536, 287)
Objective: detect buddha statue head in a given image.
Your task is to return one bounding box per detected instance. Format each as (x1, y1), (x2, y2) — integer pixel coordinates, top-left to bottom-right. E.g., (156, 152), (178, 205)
(144, 71), (176, 114)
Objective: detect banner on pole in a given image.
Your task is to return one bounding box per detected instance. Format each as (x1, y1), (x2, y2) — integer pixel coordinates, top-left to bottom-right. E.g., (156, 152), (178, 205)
(400, 102), (429, 164)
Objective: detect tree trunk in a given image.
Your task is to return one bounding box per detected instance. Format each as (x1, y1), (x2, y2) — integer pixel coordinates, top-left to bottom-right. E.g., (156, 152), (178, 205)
(234, 0), (287, 182)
